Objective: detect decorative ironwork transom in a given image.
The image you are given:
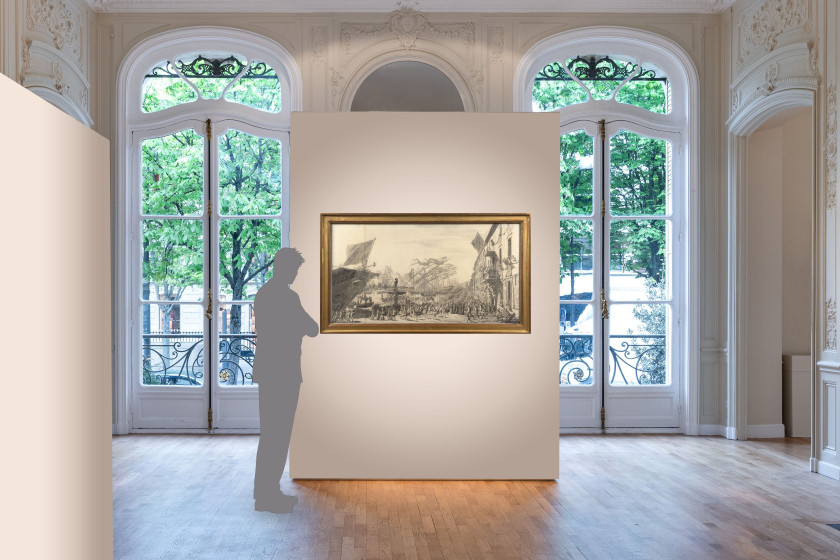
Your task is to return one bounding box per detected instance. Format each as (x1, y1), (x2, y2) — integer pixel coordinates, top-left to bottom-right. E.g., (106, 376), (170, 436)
(536, 55), (666, 84)
(145, 55), (277, 80)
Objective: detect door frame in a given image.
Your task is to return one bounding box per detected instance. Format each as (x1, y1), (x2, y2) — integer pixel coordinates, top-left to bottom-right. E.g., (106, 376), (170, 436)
(725, 88), (817, 447)
(515, 26), (701, 436)
(113, 27), (301, 434)
(558, 116), (685, 432)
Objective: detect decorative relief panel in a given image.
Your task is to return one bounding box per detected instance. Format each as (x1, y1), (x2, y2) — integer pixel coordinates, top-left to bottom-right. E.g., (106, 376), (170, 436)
(26, 0), (85, 71)
(828, 83), (837, 211)
(336, 8), (482, 110)
(21, 0), (90, 126)
(489, 27), (505, 63)
(827, 298), (837, 352)
(737, 0), (811, 70)
(311, 25), (327, 64)
(341, 8), (475, 56)
(728, 42), (817, 122)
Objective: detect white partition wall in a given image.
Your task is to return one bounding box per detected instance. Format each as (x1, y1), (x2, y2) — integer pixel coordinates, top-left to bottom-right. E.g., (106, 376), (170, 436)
(0, 74), (112, 559)
(290, 112), (560, 479)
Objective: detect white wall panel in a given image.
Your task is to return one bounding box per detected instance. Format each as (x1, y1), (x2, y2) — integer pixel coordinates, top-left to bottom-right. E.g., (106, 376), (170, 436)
(290, 112), (560, 479)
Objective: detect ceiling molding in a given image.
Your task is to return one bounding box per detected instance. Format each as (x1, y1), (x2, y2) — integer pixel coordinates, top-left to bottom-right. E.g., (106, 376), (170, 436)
(84, 0), (737, 15)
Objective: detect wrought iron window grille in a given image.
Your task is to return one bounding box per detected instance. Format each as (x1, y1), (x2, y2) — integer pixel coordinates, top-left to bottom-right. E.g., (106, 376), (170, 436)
(536, 55), (666, 84)
(145, 55), (277, 80)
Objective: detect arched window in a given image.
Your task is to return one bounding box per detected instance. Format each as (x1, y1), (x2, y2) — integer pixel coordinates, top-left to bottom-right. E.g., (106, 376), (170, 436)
(533, 54), (670, 114)
(115, 29), (301, 433)
(516, 28), (698, 433)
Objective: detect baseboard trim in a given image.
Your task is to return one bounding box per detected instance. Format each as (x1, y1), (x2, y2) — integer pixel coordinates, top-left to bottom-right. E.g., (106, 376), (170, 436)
(113, 422), (129, 435)
(725, 426), (738, 440)
(817, 460), (840, 480)
(746, 424), (786, 439)
(559, 427), (682, 435)
(125, 428), (261, 435)
(698, 424), (725, 436)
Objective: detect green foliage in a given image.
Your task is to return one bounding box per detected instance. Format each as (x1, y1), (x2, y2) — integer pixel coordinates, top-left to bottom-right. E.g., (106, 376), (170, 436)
(616, 80), (667, 114)
(141, 58), (282, 114)
(631, 281), (667, 384)
(533, 80), (587, 111)
(226, 63), (282, 112)
(550, 69), (670, 292)
(558, 130), (594, 294)
(140, 64), (284, 337)
(142, 68), (197, 113)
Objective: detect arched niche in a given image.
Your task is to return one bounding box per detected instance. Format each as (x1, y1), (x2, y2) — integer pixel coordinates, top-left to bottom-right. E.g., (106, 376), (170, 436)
(726, 87), (817, 445)
(340, 52), (475, 112)
(350, 61), (464, 112)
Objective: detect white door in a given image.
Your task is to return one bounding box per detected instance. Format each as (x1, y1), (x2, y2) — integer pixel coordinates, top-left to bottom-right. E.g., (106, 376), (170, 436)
(558, 118), (681, 430)
(130, 119), (287, 430)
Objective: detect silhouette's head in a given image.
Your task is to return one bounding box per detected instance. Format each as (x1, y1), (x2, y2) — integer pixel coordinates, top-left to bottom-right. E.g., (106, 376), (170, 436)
(272, 248), (305, 284)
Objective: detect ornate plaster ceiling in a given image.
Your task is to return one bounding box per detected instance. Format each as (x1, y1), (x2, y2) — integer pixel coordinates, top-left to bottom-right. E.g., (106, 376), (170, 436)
(84, 0), (737, 14)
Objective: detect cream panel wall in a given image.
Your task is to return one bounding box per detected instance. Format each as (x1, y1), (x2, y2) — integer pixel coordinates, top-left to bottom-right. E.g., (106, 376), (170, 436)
(289, 112), (560, 479)
(94, 9), (723, 434)
(782, 108), (814, 356)
(727, 0), (840, 473)
(0, 73), (111, 560)
(745, 125), (783, 431)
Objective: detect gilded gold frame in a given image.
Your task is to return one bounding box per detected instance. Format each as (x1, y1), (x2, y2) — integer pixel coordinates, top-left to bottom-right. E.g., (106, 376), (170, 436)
(320, 213), (531, 333)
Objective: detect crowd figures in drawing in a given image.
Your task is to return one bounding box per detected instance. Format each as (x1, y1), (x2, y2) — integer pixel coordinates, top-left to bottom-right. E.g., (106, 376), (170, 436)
(330, 222), (521, 325)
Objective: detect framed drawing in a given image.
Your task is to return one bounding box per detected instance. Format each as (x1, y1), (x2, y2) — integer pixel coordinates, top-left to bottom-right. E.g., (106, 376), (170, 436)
(320, 213), (530, 333)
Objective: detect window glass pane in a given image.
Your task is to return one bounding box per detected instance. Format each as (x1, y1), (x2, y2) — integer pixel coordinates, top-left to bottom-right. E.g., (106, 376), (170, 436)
(141, 61), (197, 113)
(561, 130), (594, 215)
(225, 61), (282, 112)
(608, 304), (669, 386)
(141, 130), (204, 216)
(219, 219), (282, 301)
(609, 219), (668, 301)
(219, 302), (256, 386)
(560, 303), (594, 385)
(533, 78), (587, 111)
(616, 79), (669, 114)
(560, 219), (593, 300)
(142, 219), (204, 301)
(141, 303), (204, 386)
(218, 130), (282, 215)
(609, 131), (669, 216)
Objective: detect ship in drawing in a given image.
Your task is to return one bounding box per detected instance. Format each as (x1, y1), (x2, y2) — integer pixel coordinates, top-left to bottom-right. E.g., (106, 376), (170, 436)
(331, 238), (378, 316)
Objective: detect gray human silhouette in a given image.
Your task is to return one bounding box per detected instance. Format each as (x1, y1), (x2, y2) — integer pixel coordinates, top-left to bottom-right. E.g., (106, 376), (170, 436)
(252, 248), (318, 513)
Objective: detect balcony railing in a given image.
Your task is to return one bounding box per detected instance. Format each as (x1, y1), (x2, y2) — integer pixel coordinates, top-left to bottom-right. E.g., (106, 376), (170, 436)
(560, 334), (666, 386)
(142, 332), (257, 386)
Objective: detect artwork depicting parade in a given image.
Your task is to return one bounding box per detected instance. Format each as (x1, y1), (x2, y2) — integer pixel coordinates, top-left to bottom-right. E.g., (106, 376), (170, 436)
(320, 214), (530, 333)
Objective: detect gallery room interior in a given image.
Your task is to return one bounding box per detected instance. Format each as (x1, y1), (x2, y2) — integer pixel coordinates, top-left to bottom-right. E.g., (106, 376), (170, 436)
(3, 0), (840, 558)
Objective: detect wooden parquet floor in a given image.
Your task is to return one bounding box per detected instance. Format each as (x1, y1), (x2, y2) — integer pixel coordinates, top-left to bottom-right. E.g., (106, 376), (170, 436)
(112, 435), (840, 560)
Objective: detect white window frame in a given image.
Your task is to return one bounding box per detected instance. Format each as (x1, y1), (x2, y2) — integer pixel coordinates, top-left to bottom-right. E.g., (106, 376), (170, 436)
(514, 26), (701, 434)
(113, 27), (302, 434)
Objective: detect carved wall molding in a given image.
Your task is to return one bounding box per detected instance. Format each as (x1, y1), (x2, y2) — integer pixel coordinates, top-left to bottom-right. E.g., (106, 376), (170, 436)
(335, 8), (482, 110)
(341, 8), (475, 57)
(26, 0), (85, 72)
(729, 42), (817, 121)
(21, 0), (91, 126)
(82, 0), (737, 14)
(827, 298), (837, 351)
(20, 39), (91, 125)
(827, 83), (837, 211)
(329, 68), (346, 110)
(311, 25), (327, 64)
(808, 40), (819, 79)
(489, 27), (505, 63)
(737, 0), (811, 71)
